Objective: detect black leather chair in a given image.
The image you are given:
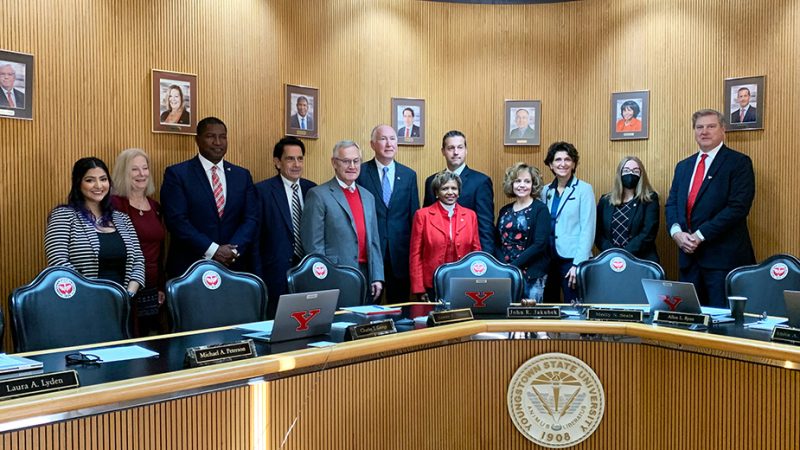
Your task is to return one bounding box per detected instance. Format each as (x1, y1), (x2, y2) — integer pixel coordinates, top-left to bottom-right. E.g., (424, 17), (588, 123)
(726, 254), (800, 317)
(286, 254), (368, 307)
(9, 267), (130, 352)
(576, 249), (665, 304)
(166, 260), (268, 332)
(432, 251), (524, 303)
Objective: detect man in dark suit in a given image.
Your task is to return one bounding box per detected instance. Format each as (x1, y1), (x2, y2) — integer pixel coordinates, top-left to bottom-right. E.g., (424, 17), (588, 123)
(255, 136), (316, 318)
(397, 107), (420, 139)
(161, 117), (259, 278)
(0, 63), (25, 109)
(508, 108), (536, 139)
(357, 124), (419, 303)
(730, 87), (757, 124)
(665, 109), (756, 307)
(424, 130), (495, 253)
(288, 96), (314, 131)
(301, 140), (384, 302)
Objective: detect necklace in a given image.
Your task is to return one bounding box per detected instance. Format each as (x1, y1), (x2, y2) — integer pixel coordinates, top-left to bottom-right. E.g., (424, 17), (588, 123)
(129, 197), (148, 216)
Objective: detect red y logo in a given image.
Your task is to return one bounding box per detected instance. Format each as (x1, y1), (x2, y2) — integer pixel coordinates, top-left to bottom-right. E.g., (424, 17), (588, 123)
(290, 309), (321, 331)
(660, 295), (683, 311)
(465, 291), (495, 307)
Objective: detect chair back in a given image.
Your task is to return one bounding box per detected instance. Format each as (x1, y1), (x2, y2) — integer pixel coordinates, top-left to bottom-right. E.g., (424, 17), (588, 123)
(576, 249), (666, 304)
(726, 254), (800, 317)
(433, 251), (524, 302)
(9, 267), (130, 352)
(287, 254), (368, 307)
(166, 260), (267, 332)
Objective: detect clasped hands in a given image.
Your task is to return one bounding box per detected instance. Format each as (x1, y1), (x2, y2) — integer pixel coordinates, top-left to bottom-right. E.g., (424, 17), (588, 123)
(213, 244), (239, 265)
(673, 231), (701, 254)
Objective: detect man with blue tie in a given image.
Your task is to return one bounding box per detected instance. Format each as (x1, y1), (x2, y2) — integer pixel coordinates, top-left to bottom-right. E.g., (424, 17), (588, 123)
(161, 117), (259, 278)
(665, 109), (756, 307)
(289, 96), (314, 131)
(357, 124), (419, 303)
(255, 137), (317, 318)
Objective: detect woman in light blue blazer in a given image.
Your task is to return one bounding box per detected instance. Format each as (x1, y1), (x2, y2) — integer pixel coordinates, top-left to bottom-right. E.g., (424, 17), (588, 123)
(540, 142), (595, 302)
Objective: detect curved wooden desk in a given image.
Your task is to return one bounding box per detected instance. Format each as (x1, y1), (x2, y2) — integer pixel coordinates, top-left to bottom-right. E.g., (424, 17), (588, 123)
(1, 319), (799, 449)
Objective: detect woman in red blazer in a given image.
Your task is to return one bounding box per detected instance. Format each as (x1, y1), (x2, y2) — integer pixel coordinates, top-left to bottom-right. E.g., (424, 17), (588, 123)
(410, 171), (481, 300)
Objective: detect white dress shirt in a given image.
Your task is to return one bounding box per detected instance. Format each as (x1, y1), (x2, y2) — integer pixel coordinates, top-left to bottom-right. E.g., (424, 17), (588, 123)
(281, 175), (304, 209)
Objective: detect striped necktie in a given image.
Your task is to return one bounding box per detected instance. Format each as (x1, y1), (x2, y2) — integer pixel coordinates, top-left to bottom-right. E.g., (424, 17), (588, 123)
(291, 183), (303, 258)
(211, 166), (224, 217)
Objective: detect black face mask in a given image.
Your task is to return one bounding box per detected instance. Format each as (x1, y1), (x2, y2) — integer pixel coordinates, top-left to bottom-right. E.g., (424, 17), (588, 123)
(621, 174), (640, 189)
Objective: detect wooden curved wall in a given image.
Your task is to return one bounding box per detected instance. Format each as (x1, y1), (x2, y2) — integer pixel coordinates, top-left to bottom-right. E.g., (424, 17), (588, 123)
(2, 0), (799, 350)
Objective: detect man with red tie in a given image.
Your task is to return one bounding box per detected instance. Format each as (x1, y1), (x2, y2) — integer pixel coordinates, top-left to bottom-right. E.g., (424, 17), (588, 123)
(665, 109), (756, 307)
(0, 63), (25, 109)
(397, 107), (420, 139)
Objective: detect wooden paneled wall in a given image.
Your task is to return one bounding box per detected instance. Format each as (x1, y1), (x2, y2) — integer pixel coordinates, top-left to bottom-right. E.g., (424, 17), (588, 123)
(2, 0), (799, 350)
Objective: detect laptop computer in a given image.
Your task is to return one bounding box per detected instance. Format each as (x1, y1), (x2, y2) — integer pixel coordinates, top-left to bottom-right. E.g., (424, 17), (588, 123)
(641, 279), (734, 324)
(249, 289), (339, 343)
(448, 278), (512, 314)
(783, 290), (800, 328)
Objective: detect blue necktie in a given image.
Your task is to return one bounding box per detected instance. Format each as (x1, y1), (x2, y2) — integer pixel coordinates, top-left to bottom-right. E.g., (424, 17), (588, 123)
(301, 118), (306, 130)
(381, 167), (392, 206)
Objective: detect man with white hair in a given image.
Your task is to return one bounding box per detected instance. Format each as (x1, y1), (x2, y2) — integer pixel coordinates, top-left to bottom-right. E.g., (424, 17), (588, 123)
(0, 63), (24, 109)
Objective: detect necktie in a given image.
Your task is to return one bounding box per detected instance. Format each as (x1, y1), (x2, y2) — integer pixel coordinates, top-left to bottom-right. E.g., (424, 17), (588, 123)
(301, 118), (306, 130)
(5, 91), (14, 108)
(291, 183), (303, 258)
(405, 127), (410, 138)
(381, 167), (392, 206)
(211, 166), (224, 218)
(740, 109), (745, 122)
(686, 153), (707, 229)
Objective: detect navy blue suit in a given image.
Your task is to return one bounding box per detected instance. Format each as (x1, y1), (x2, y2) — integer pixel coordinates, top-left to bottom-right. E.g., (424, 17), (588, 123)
(424, 166), (495, 253)
(665, 145), (755, 306)
(357, 159), (419, 302)
(161, 156), (259, 278)
(254, 175), (316, 318)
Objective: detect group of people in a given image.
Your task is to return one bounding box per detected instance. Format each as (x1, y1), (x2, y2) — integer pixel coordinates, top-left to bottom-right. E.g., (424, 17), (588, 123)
(43, 108), (755, 336)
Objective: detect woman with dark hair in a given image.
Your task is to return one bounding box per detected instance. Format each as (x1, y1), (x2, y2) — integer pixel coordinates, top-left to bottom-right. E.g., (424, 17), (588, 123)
(160, 85), (190, 125)
(615, 100), (642, 132)
(409, 170), (481, 301)
(540, 142), (595, 302)
(596, 156), (660, 262)
(45, 157), (145, 298)
(496, 163), (551, 301)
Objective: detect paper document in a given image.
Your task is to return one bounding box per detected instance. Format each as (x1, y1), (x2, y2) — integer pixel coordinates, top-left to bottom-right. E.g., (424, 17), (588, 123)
(82, 345), (159, 363)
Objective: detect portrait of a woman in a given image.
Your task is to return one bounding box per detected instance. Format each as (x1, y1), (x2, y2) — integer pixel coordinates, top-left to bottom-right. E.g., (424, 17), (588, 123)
(159, 84), (190, 125)
(615, 100), (642, 133)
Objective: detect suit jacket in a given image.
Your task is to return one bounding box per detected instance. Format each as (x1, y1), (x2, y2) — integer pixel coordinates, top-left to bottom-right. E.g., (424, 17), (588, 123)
(664, 145), (755, 270)
(0, 88), (25, 109)
(161, 156), (259, 278)
(595, 193), (660, 263)
(356, 159), (419, 279)
(731, 106), (757, 124)
(398, 125), (420, 138)
(289, 113), (314, 130)
(300, 178), (384, 283)
(409, 203), (481, 293)
(540, 176), (596, 265)
(495, 200), (551, 280)
(424, 165), (495, 253)
(254, 175), (316, 312)
(508, 126), (535, 139)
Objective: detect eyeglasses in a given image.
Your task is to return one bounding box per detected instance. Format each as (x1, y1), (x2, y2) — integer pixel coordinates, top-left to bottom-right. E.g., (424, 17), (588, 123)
(65, 353), (102, 366)
(621, 168), (641, 175)
(334, 158), (361, 167)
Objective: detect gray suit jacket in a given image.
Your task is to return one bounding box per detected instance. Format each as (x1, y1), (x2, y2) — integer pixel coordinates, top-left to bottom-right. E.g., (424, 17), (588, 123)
(300, 178), (384, 283)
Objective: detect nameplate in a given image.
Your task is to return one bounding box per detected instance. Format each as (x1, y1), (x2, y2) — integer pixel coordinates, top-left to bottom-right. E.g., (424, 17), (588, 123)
(771, 326), (800, 345)
(587, 308), (643, 322)
(427, 309), (474, 326)
(653, 310), (710, 327)
(295, 130), (307, 136)
(185, 340), (256, 368)
(506, 306), (561, 319)
(0, 370), (79, 400)
(346, 319), (397, 340)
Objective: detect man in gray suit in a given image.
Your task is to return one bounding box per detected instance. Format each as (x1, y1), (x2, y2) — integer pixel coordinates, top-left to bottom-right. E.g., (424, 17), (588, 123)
(301, 140), (384, 301)
(509, 108), (535, 139)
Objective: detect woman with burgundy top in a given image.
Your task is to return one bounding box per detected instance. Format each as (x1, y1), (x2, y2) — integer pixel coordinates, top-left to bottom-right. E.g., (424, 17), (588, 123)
(112, 148), (168, 336)
(409, 171), (481, 301)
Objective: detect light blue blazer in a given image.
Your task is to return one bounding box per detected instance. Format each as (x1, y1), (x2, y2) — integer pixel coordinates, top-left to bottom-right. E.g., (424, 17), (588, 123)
(540, 176), (596, 265)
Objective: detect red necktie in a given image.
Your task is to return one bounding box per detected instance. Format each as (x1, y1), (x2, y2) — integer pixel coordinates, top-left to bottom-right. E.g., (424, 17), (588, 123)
(5, 91), (14, 108)
(211, 166), (224, 217)
(405, 127), (410, 138)
(686, 153), (708, 229)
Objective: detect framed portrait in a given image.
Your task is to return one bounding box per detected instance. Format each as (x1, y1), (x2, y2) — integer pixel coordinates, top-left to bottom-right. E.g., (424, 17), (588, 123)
(504, 100), (541, 146)
(0, 49), (34, 120)
(610, 90), (649, 141)
(152, 69), (197, 135)
(286, 84), (319, 139)
(724, 76), (765, 131)
(391, 97), (425, 146)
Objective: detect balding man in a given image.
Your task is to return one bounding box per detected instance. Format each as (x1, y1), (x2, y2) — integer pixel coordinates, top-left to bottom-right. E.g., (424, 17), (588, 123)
(0, 64), (24, 109)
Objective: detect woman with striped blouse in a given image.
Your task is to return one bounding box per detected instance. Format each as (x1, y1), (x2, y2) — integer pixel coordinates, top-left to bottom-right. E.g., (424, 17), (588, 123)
(44, 157), (145, 297)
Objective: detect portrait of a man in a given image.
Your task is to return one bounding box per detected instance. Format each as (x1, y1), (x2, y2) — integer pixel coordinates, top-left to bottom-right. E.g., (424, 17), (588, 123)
(723, 76), (764, 131)
(397, 107), (420, 138)
(285, 84), (319, 139)
(508, 108), (535, 139)
(390, 97), (425, 145)
(730, 85), (757, 124)
(504, 100), (541, 146)
(0, 61), (25, 110)
(289, 95), (314, 131)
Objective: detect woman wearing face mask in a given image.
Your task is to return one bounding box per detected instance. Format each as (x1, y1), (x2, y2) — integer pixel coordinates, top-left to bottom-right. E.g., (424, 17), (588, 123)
(595, 156), (660, 262)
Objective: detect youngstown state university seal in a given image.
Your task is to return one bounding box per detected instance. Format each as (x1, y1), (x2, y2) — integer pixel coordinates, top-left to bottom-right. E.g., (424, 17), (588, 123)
(507, 353), (605, 448)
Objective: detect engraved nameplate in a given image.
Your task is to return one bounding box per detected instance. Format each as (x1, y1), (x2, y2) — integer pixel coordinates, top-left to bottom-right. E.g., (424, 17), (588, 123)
(0, 370), (79, 400)
(587, 308), (643, 322)
(653, 310), (710, 327)
(506, 306), (562, 319)
(427, 308), (474, 326)
(771, 326), (800, 345)
(185, 340), (256, 368)
(347, 319), (397, 340)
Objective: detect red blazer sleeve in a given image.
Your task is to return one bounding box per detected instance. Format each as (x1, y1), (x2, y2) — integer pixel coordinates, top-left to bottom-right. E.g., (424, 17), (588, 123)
(409, 209), (426, 294)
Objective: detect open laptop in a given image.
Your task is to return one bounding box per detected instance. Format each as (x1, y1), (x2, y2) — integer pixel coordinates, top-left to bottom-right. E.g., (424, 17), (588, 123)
(249, 289), (339, 343)
(641, 279), (734, 324)
(449, 278), (512, 314)
(784, 290), (800, 328)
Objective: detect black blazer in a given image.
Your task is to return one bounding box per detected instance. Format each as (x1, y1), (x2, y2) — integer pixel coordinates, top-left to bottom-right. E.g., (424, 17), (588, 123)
(595, 193), (660, 263)
(494, 201), (551, 281)
(664, 145), (756, 270)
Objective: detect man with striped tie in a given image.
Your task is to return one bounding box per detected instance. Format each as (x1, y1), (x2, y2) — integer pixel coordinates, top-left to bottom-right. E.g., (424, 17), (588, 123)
(254, 137), (316, 319)
(161, 117), (259, 278)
